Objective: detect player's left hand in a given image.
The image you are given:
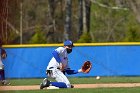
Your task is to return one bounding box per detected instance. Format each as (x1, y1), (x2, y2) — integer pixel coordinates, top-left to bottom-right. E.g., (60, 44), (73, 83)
(81, 60), (92, 73)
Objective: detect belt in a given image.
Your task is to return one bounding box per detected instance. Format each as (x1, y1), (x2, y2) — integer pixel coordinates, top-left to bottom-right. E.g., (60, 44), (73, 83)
(49, 67), (60, 69)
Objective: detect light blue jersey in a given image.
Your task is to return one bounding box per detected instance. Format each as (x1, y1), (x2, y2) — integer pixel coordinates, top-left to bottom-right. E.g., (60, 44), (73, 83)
(47, 47), (69, 70)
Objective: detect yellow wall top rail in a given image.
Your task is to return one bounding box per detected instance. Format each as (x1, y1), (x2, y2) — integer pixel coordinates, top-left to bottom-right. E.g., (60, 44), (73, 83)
(2, 42), (140, 48)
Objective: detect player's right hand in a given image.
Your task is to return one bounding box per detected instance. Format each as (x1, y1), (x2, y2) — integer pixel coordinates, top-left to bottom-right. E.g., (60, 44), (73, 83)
(59, 63), (65, 71)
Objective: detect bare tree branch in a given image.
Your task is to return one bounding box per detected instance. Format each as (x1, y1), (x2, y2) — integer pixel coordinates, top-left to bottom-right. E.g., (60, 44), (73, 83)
(90, 0), (128, 10)
(2, 17), (19, 35)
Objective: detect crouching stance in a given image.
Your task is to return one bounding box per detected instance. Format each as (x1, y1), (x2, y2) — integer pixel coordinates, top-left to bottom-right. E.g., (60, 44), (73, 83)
(40, 40), (82, 89)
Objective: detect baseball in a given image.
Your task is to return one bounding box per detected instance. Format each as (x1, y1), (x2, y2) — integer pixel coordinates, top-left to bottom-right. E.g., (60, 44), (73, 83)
(96, 76), (100, 80)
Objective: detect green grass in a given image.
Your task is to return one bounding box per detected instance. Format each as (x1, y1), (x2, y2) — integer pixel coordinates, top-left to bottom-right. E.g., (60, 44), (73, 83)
(1, 87), (140, 93)
(1, 76), (140, 93)
(70, 76), (140, 84)
(8, 76), (140, 86)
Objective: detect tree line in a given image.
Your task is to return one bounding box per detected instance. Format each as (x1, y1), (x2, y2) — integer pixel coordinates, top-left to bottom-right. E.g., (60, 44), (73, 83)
(0, 0), (140, 44)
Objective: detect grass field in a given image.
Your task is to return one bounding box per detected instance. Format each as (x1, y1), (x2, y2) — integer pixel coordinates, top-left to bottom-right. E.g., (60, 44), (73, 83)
(1, 76), (140, 93)
(8, 76), (140, 85)
(1, 88), (140, 93)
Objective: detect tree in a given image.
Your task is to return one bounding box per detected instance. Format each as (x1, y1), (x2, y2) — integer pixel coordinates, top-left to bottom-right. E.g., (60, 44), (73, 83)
(78, 0), (83, 39)
(77, 32), (92, 43)
(64, 0), (72, 40)
(127, 0), (140, 23)
(29, 25), (46, 44)
(46, 0), (56, 43)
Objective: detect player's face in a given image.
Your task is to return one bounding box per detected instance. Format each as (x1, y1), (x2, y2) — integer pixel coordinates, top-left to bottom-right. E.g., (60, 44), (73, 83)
(67, 45), (73, 48)
(65, 45), (73, 54)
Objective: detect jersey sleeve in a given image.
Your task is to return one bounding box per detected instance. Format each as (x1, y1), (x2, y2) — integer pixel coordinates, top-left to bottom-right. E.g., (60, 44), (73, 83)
(52, 50), (61, 63)
(65, 69), (78, 75)
(52, 47), (66, 63)
(55, 47), (65, 54)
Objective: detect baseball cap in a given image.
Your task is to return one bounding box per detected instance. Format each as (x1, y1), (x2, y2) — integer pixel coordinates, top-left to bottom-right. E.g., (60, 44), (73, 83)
(64, 40), (74, 47)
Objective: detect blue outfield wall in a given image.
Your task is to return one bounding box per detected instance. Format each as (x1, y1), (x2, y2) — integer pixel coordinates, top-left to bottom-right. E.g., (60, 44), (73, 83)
(2, 43), (140, 78)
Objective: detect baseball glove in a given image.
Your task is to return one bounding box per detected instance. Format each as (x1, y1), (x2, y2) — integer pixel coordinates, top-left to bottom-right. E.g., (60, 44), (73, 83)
(81, 61), (92, 73)
(1, 48), (7, 59)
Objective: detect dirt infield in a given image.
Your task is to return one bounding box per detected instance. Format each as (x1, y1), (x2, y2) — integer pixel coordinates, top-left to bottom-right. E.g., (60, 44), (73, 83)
(1, 83), (140, 91)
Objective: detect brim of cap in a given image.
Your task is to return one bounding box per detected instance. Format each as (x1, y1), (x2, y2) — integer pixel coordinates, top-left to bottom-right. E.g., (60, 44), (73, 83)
(64, 44), (75, 47)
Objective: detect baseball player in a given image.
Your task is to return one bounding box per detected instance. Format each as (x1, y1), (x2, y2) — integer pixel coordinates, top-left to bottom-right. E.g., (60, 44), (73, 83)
(40, 40), (83, 89)
(0, 41), (10, 85)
